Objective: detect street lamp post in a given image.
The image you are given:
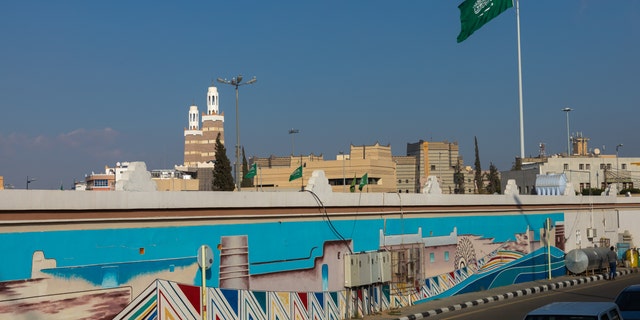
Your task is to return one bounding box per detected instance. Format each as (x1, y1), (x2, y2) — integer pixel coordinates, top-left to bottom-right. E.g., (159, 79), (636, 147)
(26, 176), (36, 190)
(339, 151), (346, 192)
(217, 75), (257, 192)
(616, 143), (623, 192)
(562, 107), (573, 156)
(289, 129), (299, 156)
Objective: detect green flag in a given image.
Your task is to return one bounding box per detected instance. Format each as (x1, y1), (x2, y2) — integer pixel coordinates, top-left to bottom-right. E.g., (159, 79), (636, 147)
(349, 174), (357, 193)
(359, 173), (368, 191)
(457, 0), (513, 43)
(244, 163), (257, 179)
(289, 165), (303, 181)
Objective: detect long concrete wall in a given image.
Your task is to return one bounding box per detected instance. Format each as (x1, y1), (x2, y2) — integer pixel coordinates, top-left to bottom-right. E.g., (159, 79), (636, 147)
(1, 189), (639, 319)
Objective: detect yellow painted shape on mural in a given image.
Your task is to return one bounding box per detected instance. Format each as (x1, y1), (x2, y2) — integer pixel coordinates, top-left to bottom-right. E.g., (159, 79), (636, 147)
(163, 307), (176, 320)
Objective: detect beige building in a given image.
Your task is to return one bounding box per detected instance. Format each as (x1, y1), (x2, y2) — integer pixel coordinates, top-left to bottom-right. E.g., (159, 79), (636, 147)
(151, 170), (199, 191)
(406, 140), (462, 194)
(182, 82), (224, 168)
(503, 135), (639, 195)
(176, 82), (224, 190)
(249, 143), (399, 193)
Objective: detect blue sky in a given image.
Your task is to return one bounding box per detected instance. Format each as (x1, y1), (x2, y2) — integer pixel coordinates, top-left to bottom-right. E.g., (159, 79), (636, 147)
(1, 1), (639, 189)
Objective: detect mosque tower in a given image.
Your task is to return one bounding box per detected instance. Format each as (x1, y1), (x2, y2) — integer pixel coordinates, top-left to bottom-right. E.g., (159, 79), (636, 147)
(182, 81), (225, 168)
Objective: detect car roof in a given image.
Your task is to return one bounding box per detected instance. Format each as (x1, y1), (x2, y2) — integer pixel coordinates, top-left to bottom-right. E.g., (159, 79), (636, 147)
(620, 284), (640, 292)
(527, 302), (619, 316)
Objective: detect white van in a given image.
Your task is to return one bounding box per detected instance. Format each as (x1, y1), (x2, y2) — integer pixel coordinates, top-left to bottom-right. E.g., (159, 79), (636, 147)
(524, 302), (623, 320)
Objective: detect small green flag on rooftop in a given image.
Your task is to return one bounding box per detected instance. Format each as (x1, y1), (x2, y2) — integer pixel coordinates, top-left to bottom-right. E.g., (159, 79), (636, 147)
(289, 165), (303, 181)
(245, 163), (257, 179)
(359, 173), (368, 191)
(457, 0), (513, 43)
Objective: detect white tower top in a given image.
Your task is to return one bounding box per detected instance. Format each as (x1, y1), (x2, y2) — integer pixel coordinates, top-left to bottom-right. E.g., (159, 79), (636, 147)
(188, 105), (199, 130)
(207, 83), (219, 115)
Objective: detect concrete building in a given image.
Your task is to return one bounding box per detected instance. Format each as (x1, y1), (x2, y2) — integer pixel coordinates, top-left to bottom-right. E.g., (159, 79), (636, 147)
(182, 82), (224, 168)
(151, 169), (199, 191)
(249, 143), (399, 193)
(406, 140), (462, 194)
(175, 82), (224, 190)
(502, 137), (639, 195)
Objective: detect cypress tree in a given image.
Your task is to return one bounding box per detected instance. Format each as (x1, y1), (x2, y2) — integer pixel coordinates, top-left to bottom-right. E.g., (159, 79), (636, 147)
(485, 162), (501, 194)
(474, 136), (484, 194)
(212, 133), (235, 191)
(241, 147), (253, 188)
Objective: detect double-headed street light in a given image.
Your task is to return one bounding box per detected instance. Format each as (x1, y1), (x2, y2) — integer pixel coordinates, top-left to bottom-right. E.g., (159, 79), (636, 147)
(217, 75), (257, 191)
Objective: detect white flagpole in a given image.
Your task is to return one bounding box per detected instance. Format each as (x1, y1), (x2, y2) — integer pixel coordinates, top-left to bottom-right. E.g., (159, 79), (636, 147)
(516, 0), (525, 159)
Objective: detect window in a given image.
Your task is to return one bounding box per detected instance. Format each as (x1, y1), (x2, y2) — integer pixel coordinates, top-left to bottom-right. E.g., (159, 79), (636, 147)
(601, 164), (606, 169)
(579, 164), (584, 170)
(431, 165), (436, 171)
(429, 252), (435, 263)
(444, 251), (450, 262)
(622, 164), (627, 170)
(398, 179), (402, 183)
(586, 164), (591, 170)
(607, 164), (612, 169)
(563, 163), (569, 170)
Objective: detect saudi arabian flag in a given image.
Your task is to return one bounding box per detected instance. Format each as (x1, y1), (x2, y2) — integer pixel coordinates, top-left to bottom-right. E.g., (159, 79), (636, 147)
(245, 163), (257, 179)
(457, 0), (513, 43)
(289, 165), (303, 181)
(349, 174), (357, 193)
(358, 173), (368, 191)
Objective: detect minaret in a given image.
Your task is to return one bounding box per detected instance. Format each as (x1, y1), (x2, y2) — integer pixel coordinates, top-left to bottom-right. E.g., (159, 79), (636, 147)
(188, 105), (199, 130)
(201, 81), (225, 147)
(183, 104), (203, 167)
(181, 81), (225, 169)
(207, 84), (219, 115)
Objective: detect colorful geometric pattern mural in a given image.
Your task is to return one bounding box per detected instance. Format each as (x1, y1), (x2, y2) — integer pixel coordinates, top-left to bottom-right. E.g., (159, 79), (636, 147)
(113, 246), (565, 320)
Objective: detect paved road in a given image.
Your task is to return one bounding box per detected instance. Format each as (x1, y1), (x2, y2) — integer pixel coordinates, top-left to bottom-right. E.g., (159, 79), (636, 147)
(364, 268), (639, 320)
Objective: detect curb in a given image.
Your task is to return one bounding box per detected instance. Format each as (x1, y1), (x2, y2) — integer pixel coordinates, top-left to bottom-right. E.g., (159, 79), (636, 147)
(399, 269), (635, 320)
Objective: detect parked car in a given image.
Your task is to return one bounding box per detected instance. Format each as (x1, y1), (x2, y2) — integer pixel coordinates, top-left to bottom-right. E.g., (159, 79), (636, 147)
(615, 284), (640, 320)
(524, 301), (622, 320)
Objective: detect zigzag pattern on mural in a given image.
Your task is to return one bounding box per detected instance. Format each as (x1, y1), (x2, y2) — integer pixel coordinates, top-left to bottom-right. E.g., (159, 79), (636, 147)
(115, 281), (383, 320)
(113, 280), (158, 320)
(114, 280), (201, 320)
(113, 247), (563, 320)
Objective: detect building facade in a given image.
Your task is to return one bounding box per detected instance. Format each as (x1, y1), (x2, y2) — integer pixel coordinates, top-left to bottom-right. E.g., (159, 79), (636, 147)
(406, 140), (462, 194)
(503, 137), (639, 195)
(249, 143), (399, 193)
(182, 83), (224, 168)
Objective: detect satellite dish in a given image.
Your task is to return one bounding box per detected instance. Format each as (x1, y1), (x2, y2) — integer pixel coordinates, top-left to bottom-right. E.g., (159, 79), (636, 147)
(594, 148), (601, 155)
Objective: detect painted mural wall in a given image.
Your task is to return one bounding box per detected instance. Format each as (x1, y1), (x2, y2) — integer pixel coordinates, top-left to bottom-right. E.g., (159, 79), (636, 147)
(0, 208), (569, 319)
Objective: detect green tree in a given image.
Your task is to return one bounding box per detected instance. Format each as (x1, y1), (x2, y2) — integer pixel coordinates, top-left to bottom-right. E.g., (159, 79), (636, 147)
(241, 147), (254, 188)
(212, 133), (234, 191)
(454, 159), (465, 194)
(474, 136), (485, 194)
(485, 162), (501, 194)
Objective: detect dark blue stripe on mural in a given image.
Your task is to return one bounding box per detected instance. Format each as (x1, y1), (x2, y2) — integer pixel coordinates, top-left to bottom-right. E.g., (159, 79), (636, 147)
(220, 288), (240, 315)
(253, 291), (267, 313)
